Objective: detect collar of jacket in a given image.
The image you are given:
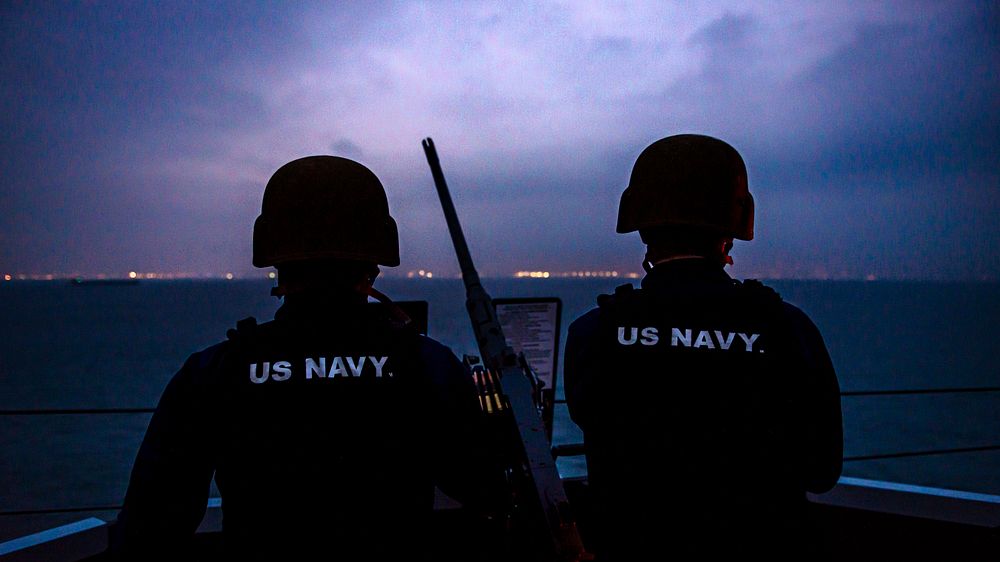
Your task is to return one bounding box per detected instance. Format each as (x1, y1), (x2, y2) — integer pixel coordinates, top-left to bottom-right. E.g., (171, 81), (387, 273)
(640, 257), (732, 290)
(274, 293), (368, 322)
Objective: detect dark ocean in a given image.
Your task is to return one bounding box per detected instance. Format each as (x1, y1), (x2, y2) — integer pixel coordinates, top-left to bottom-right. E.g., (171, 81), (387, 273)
(1, 278), (998, 541)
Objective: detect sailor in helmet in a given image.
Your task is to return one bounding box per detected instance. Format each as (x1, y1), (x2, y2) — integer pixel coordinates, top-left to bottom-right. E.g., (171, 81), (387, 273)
(564, 135), (843, 560)
(109, 156), (502, 560)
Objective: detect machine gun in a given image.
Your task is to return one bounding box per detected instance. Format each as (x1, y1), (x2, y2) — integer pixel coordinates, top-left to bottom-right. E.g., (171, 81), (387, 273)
(422, 138), (585, 561)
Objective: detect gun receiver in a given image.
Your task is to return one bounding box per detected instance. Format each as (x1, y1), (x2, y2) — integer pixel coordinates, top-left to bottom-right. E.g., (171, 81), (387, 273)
(421, 138), (584, 561)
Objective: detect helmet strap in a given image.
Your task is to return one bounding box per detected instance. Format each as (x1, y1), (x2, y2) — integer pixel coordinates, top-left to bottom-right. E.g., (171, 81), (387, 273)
(642, 253), (655, 273)
(722, 239), (735, 267)
(366, 285), (413, 328)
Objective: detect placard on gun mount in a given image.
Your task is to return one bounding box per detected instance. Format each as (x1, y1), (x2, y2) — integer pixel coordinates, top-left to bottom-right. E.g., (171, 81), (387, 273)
(493, 297), (562, 438)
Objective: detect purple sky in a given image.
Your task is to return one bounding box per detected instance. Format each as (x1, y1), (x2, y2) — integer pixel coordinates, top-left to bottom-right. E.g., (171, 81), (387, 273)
(1, 1), (997, 279)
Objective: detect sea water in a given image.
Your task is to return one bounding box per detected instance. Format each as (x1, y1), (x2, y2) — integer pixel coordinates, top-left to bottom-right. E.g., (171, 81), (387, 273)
(1, 278), (998, 541)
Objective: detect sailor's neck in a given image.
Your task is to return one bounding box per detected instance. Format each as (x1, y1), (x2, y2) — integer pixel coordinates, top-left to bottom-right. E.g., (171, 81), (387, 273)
(281, 291), (368, 307)
(641, 257), (731, 287)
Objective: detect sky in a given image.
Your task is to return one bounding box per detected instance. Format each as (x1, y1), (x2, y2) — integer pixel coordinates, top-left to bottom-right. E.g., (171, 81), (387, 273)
(1, 1), (997, 280)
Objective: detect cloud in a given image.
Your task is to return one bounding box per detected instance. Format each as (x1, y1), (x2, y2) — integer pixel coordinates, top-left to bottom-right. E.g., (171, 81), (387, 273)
(785, 7), (999, 184)
(0, 1), (996, 279)
(330, 138), (365, 159)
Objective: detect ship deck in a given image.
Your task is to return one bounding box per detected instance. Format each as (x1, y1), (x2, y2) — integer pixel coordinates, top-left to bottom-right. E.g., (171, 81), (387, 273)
(1, 474), (997, 561)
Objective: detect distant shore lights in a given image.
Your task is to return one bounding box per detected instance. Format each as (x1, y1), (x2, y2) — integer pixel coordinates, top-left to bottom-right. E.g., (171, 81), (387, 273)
(515, 270), (635, 279)
(406, 270), (434, 279)
(566, 271), (619, 278)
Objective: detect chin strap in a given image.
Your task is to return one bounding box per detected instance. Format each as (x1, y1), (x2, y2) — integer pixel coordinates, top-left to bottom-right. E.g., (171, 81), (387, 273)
(642, 252), (655, 273)
(722, 239), (734, 266)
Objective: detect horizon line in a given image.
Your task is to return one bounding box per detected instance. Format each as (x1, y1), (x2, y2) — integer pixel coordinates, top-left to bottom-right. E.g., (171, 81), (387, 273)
(2, 272), (998, 283)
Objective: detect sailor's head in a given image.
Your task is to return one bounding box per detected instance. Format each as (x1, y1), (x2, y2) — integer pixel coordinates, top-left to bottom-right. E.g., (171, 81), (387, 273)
(252, 156), (399, 295)
(616, 134), (754, 268)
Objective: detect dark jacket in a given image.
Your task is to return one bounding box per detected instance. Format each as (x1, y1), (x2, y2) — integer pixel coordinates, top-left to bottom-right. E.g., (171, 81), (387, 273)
(109, 295), (498, 560)
(564, 259), (843, 560)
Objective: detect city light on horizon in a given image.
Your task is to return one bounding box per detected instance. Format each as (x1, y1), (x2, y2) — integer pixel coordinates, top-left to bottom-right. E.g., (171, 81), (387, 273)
(0, 266), (903, 282)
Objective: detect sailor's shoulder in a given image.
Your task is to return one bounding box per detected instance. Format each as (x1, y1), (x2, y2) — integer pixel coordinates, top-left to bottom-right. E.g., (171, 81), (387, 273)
(570, 283), (639, 319)
(777, 300), (824, 340)
(181, 317), (279, 377)
(155, 341), (231, 398)
(224, 316), (285, 343)
(414, 334), (464, 372)
(406, 334), (473, 395)
(569, 307), (601, 334)
(414, 333), (458, 361)
(734, 278), (782, 302)
(185, 341), (231, 373)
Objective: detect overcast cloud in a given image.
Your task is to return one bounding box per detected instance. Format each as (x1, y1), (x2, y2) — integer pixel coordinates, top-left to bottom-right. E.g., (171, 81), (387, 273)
(1, 1), (997, 279)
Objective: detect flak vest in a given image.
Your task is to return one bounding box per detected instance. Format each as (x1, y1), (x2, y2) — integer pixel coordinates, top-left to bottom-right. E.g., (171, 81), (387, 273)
(211, 307), (433, 559)
(589, 280), (810, 558)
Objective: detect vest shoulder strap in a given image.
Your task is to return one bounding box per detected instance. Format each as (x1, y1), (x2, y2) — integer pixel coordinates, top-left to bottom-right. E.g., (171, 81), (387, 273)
(226, 316), (259, 345)
(736, 278), (783, 306)
(597, 283), (637, 309)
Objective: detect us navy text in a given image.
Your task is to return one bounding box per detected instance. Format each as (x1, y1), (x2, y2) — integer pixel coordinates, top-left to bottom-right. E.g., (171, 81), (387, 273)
(249, 356), (391, 384)
(617, 327), (761, 352)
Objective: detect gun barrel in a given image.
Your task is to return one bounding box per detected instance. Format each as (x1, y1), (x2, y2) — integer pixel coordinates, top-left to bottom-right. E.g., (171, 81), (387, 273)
(422, 137), (510, 369)
(422, 137), (585, 561)
(421, 138), (482, 289)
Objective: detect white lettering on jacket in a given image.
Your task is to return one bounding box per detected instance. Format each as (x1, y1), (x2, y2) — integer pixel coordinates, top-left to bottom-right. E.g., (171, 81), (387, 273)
(250, 356), (391, 383)
(617, 327), (762, 352)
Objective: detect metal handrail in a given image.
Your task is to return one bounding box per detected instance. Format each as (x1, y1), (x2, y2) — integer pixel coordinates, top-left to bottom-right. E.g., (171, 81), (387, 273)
(840, 386), (1000, 396)
(0, 505), (124, 517)
(0, 386), (996, 415)
(550, 442), (1000, 461)
(0, 408), (155, 415)
(844, 445), (1000, 461)
(552, 385), (1000, 405)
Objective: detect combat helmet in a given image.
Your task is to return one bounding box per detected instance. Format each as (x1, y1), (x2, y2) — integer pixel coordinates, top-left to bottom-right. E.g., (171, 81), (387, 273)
(252, 156), (400, 267)
(617, 134), (754, 240)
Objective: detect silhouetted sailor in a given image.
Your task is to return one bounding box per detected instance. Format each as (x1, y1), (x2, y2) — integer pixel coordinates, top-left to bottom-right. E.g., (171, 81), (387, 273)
(109, 156), (501, 561)
(564, 135), (843, 561)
